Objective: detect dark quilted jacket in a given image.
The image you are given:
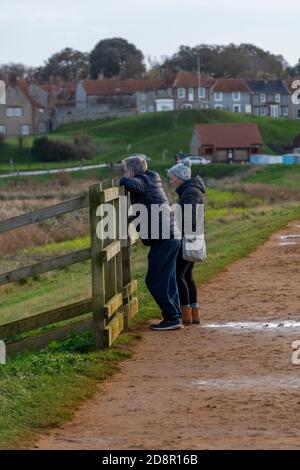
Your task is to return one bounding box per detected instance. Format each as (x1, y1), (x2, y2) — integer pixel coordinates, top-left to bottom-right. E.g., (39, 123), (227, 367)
(120, 170), (177, 246)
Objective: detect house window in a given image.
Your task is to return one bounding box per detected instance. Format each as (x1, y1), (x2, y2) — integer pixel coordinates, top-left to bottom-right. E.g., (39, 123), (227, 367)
(140, 105), (147, 113)
(182, 103), (193, 110)
(260, 94), (266, 103)
(0, 125), (6, 134)
(6, 107), (22, 117)
(198, 87), (206, 98)
(260, 107), (267, 116)
(275, 94), (281, 103)
(214, 92), (223, 101)
(38, 122), (47, 133)
(201, 103), (209, 109)
(282, 107), (289, 117)
(215, 104), (223, 110)
(297, 110), (300, 120)
(233, 104), (241, 113)
(20, 124), (30, 135)
(177, 88), (186, 98)
(232, 92), (241, 101)
(141, 93), (146, 101)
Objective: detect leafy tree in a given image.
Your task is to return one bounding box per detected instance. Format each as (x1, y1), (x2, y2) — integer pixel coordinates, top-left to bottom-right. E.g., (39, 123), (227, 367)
(287, 59), (300, 77)
(89, 37), (145, 79)
(36, 47), (90, 81)
(163, 43), (288, 79)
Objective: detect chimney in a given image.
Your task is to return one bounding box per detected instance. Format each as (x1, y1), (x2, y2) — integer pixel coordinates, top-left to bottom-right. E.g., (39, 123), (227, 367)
(8, 73), (18, 88)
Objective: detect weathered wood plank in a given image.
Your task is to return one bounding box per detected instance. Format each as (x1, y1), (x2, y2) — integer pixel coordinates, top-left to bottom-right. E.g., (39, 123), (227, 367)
(104, 312), (124, 347)
(0, 248), (91, 286)
(0, 195), (89, 234)
(124, 297), (139, 326)
(99, 187), (119, 203)
(89, 184), (106, 350)
(104, 293), (123, 320)
(6, 318), (93, 357)
(122, 280), (138, 301)
(0, 298), (93, 339)
(101, 240), (121, 262)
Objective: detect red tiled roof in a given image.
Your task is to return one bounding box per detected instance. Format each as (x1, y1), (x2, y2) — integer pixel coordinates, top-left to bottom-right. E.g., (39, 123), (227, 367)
(81, 79), (168, 96)
(173, 71), (214, 88)
(195, 123), (263, 148)
(37, 82), (76, 106)
(212, 79), (250, 93)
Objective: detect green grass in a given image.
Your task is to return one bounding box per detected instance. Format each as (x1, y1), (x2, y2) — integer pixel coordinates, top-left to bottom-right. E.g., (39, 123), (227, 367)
(53, 109), (300, 160)
(244, 163), (300, 188)
(1, 109), (300, 172)
(0, 341), (136, 449)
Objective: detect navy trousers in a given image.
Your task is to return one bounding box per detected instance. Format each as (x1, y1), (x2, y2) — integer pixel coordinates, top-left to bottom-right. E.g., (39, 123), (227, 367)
(145, 240), (182, 321)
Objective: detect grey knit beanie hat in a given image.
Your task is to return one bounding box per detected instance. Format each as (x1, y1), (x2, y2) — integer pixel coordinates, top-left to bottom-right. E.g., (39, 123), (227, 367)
(167, 158), (192, 181)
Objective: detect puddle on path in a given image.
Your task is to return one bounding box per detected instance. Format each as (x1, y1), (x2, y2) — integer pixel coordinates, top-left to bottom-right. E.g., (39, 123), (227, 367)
(191, 375), (300, 390)
(202, 321), (300, 330)
(280, 235), (300, 240)
(278, 242), (297, 246)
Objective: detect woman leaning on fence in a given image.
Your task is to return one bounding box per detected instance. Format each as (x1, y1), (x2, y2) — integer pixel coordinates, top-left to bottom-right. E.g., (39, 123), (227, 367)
(168, 158), (206, 325)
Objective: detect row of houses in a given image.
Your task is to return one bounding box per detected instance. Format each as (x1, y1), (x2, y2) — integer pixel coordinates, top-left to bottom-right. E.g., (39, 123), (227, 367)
(0, 72), (300, 136)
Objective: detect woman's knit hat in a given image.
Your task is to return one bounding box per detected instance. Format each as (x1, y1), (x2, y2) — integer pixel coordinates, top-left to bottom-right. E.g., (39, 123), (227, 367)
(167, 158), (192, 181)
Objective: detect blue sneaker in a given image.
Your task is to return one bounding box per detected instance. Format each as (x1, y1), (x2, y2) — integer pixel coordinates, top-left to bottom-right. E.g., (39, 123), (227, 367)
(150, 319), (183, 331)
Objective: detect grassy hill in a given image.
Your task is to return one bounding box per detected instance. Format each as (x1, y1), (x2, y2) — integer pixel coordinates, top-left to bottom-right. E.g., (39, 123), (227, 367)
(1, 109), (300, 172)
(56, 109), (300, 161)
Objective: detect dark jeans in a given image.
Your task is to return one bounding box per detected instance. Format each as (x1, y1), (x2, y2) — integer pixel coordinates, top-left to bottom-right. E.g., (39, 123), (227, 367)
(176, 245), (198, 307)
(145, 240), (182, 321)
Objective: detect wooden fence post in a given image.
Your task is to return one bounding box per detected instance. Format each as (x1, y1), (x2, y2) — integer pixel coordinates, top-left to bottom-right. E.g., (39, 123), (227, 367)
(120, 186), (138, 329)
(89, 183), (106, 350)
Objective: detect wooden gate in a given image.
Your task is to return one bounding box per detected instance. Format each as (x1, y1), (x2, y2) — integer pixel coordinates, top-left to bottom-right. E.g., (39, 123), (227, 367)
(0, 180), (138, 355)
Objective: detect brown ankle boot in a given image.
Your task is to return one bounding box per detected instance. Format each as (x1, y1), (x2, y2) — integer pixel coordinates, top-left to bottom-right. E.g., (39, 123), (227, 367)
(181, 306), (192, 325)
(192, 307), (200, 324)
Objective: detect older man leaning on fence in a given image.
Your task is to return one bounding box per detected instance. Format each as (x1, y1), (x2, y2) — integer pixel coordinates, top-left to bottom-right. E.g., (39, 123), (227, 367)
(119, 155), (183, 331)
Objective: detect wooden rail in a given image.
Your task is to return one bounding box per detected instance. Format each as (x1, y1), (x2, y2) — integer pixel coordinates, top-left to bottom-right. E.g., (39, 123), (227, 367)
(0, 181), (138, 355)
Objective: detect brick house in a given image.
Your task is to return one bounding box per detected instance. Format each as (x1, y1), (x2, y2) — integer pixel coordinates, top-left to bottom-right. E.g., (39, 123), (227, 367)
(211, 79), (252, 113)
(135, 80), (174, 113)
(246, 80), (290, 118)
(29, 82), (76, 129)
(190, 123), (263, 162)
(0, 79), (49, 136)
(173, 71), (214, 110)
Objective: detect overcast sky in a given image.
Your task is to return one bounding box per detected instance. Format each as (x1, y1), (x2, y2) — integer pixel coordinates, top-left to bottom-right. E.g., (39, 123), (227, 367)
(0, 0), (299, 68)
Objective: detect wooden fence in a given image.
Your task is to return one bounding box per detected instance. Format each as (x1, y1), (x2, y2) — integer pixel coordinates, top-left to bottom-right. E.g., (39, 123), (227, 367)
(0, 181), (138, 356)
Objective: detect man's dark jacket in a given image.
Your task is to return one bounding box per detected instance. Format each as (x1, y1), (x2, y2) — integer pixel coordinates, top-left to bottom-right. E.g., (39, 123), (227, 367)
(120, 170), (177, 246)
